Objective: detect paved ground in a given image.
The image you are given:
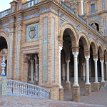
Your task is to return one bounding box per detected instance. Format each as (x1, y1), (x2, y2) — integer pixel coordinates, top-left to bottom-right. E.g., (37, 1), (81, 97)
(80, 85), (107, 106)
(64, 82), (107, 106)
(0, 96), (104, 107)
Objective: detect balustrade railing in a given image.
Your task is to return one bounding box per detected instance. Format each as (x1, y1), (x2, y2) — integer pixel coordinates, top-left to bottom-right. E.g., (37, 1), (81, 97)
(23, 0), (40, 9)
(0, 9), (10, 18)
(7, 80), (50, 99)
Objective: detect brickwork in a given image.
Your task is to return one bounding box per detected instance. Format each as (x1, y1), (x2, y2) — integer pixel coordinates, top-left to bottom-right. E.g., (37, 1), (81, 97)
(0, 0), (107, 102)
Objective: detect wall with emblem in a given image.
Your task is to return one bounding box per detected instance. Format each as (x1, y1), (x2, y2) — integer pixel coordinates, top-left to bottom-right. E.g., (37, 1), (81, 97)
(26, 23), (39, 41)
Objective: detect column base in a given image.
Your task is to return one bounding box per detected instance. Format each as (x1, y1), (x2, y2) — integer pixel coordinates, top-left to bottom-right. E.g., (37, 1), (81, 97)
(65, 82), (71, 91)
(100, 82), (105, 89)
(59, 88), (64, 100)
(92, 82), (100, 92)
(72, 85), (80, 102)
(85, 84), (91, 96)
(50, 86), (59, 100)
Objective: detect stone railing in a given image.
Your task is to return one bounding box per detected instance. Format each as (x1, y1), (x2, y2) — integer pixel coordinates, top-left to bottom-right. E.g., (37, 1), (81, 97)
(23, 0), (40, 9)
(1, 79), (50, 99)
(0, 9), (10, 18)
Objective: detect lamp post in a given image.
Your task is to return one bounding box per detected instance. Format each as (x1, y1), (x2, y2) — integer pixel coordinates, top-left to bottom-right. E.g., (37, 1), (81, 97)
(1, 49), (6, 76)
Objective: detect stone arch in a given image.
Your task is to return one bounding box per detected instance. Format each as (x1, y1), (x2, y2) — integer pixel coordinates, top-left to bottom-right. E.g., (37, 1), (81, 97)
(0, 31), (9, 46)
(98, 45), (104, 59)
(104, 49), (107, 62)
(60, 23), (78, 48)
(78, 33), (90, 56)
(90, 41), (97, 56)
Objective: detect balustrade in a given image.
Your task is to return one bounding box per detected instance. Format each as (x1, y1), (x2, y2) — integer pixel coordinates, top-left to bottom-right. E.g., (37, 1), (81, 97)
(0, 9), (10, 18)
(7, 80), (50, 99)
(23, 0), (40, 9)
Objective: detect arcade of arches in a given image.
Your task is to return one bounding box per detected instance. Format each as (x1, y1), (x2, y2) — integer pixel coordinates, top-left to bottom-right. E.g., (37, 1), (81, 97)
(59, 28), (107, 101)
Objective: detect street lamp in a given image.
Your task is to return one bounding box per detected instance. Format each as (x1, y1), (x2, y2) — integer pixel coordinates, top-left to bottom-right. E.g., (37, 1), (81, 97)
(1, 49), (7, 76)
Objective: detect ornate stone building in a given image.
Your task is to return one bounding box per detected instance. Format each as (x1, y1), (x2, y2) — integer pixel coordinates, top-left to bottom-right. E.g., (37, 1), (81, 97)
(0, 0), (107, 101)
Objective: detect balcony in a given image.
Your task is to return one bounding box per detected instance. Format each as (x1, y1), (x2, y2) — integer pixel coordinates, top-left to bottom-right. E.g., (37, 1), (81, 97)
(23, 0), (40, 9)
(0, 9), (10, 18)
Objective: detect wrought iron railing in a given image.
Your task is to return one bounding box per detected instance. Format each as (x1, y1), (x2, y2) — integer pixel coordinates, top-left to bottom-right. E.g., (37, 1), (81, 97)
(23, 0), (40, 9)
(0, 9), (10, 18)
(7, 80), (50, 99)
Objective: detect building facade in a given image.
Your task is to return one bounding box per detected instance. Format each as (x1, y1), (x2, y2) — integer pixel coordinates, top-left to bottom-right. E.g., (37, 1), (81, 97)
(0, 0), (107, 101)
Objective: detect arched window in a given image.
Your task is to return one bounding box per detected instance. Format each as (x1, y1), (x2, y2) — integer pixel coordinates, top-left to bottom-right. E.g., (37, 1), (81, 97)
(91, 23), (100, 31)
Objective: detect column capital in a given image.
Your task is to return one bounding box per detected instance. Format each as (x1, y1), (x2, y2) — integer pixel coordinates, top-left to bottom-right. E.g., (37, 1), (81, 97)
(59, 46), (62, 52)
(66, 59), (70, 63)
(85, 55), (90, 60)
(30, 59), (34, 63)
(94, 58), (98, 62)
(93, 54), (98, 59)
(72, 51), (79, 57)
(100, 60), (104, 63)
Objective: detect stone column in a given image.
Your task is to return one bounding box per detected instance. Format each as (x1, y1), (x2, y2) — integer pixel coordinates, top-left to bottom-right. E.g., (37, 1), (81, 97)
(1, 55), (6, 76)
(101, 60), (105, 82)
(72, 52), (80, 102)
(30, 59), (34, 83)
(62, 64), (65, 81)
(82, 63), (85, 81)
(85, 56), (91, 96)
(34, 55), (39, 84)
(59, 46), (64, 100)
(105, 62), (107, 80)
(93, 58), (99, 91)
(65, 59), (71, 90)
(94, 58), (98, 83)
(23, 55), (29, 82)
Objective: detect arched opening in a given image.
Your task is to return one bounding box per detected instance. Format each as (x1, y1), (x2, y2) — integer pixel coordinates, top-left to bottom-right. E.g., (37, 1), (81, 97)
(78, 37), (88, 95)
(0, 36), (8, 75)
(90, 44), (95, 82)
(91, 23), (100, 31)
(97, 47), (102, 81)
(104, 50), (107, 80)
(61, 28), (75, 101)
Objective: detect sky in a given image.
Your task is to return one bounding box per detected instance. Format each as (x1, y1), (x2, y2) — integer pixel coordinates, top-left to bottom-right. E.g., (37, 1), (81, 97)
(0, 0), (12, 12)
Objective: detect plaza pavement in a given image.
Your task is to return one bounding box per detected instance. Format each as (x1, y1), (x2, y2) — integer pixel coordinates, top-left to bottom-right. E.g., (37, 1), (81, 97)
(80, 82), (107, 106)
(0, 96), (104, 107)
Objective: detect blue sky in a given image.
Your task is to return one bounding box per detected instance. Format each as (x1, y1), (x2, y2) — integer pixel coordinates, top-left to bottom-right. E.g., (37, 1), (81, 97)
(0, 0), (12, 12)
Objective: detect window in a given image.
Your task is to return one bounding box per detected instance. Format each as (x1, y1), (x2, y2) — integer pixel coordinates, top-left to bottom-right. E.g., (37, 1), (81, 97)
(91, 23), (99, 31)
(91, 4), (96, 14)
